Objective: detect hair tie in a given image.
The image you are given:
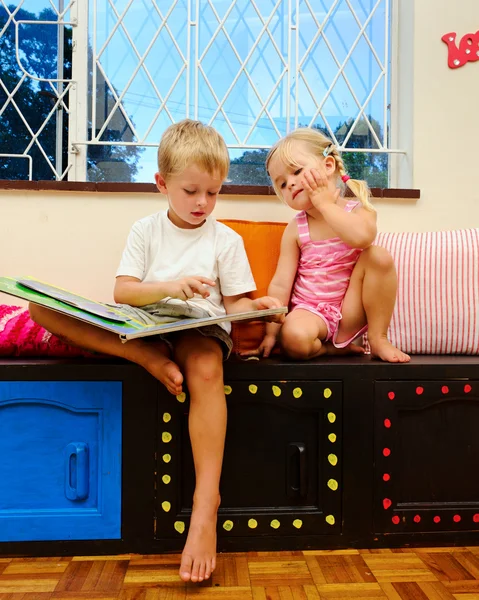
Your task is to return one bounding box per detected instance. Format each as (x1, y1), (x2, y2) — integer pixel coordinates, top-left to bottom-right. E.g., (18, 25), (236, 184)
(322, 144), (334, 158)
(341, 174), (350, 183)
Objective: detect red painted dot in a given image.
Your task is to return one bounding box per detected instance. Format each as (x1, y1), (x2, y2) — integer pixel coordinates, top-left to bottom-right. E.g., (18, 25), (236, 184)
(441, 386), (449, 394)
(388, 391), (395, 400)
(416, 386), (424, 395)
(433, 516), (441, 523)
(473, 514), (479, 523)
(453, 514), (461, 523)
(413, 515), (421, 523)
(383, 473), (391, 482)
(464, 384), (472, 394)
(384, 418), (392, 428)
(383, 447), (391, 457)
(392, 516), (400, 525)
(383, 498), (392, 510)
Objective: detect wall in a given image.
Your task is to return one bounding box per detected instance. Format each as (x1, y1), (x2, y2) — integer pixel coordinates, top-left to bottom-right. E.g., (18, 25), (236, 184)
(1, 0), (478, 304)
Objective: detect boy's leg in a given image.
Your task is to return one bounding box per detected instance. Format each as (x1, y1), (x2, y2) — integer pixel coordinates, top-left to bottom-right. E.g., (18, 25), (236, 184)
(28, 304), (184, 394)
(172, 331), (226, 583)
(336, 246), (410, 362)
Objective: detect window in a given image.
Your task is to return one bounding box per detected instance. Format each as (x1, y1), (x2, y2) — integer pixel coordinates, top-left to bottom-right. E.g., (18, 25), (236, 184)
(1, 0), (402, 187)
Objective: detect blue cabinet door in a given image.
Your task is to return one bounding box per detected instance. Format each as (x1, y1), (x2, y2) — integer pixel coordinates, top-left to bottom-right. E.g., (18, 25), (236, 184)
(0, 381), (122, 541)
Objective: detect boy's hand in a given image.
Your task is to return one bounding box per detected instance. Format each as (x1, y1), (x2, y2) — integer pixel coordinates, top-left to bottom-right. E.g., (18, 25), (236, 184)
(302, 167), (340, 211)
(167, 277), (215, 300)
(252, 296), (286, 323)
(240, 334), (277, 358)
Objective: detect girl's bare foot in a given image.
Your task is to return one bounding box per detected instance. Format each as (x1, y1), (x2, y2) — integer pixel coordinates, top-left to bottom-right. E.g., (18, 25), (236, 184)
(369, 336), (410, 363)
(323, 342), (366, 356)
(179, 494), (220, 583)
(314, 341), (365, 357)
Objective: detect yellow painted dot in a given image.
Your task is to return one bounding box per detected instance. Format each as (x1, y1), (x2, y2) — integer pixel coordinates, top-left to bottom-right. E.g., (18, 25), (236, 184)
(174, 521), (185, 534)
(272, 385), (281, 397)
(293, 387), (303, 398)
(223, 520), (234, 531)
(293, 519), (303, 529)
(327, 479), (339, 491)
(163, 453), (171, 463)
(162, 474), (171, 484)
(162, 501), (171, 512)
(270, 519), (280, 529)
(324, 388), (332, 399)
(163, 412), (171, 423)
(162, 431), (172, 443)
(328, 433), (337, 443)
(327, 412), (336, 423)
(248, 519), (258, 529)
(328, 454), (338, 466)
(249, 384), (258, 394)
(176, 392), (186, 403)
(224, 385), (232, 395)
(325, 514), (336, 525)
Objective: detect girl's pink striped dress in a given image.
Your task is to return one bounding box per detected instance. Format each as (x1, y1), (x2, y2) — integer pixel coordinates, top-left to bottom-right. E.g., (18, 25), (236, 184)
(290, 200), (368, 347)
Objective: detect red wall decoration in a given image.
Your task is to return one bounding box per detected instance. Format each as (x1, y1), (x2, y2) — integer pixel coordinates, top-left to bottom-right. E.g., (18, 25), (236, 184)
(442, 31), (479, 69)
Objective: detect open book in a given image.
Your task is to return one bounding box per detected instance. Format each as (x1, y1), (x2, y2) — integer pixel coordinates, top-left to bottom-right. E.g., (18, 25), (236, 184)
(0, 276), (287, 342)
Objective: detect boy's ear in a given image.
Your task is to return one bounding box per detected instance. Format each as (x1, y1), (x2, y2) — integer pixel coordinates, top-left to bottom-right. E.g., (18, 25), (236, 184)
(155, 172), (168, 194)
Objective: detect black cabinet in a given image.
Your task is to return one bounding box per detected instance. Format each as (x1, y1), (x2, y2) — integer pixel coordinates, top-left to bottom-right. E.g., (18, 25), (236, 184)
(374, 379), (479, 534)
(155, 380), (343, 543)
(1, 356), (479, 555)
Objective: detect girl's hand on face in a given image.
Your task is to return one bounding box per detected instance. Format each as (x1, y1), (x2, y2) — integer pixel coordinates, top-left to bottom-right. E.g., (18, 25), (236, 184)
(302, 165), (340, 211)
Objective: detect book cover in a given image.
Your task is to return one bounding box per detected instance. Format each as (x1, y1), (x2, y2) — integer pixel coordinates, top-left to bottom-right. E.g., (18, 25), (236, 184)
(0, 276), (287, 342)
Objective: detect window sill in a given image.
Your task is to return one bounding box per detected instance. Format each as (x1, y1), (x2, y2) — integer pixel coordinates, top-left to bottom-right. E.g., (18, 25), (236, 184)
(0, 180), (421, 199)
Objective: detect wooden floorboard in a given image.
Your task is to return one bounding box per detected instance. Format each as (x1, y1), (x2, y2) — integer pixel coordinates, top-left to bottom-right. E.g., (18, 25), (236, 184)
(0, 548), (478, 599)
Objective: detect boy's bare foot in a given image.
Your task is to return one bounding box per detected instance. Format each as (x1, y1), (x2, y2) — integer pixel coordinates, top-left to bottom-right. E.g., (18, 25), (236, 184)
(369, 336), (410, 363)
(141, 345), (184, 395)
(179, 495), (220, 583)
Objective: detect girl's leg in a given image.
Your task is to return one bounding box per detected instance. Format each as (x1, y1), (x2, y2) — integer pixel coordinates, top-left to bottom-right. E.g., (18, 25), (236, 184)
(280, 309), (364, 359)
(280, 309), (329, 359)
(172, 331), (226, 584)
(336, 246), (410, 362)
(28, 304), (184, 394)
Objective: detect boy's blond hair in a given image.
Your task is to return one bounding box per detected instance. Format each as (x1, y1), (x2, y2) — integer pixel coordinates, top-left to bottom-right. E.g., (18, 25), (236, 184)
(266, 127), (375, 212)
(158, 119), (230, 181)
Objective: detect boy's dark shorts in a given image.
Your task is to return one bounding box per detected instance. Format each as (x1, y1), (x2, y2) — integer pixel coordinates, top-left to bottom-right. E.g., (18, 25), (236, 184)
(110, 303), (233, 359)
(157, 324), (233, 360)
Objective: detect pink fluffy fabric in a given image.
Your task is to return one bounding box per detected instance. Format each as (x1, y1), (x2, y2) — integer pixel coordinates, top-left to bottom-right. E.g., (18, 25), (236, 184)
(0, 305), (94, 357)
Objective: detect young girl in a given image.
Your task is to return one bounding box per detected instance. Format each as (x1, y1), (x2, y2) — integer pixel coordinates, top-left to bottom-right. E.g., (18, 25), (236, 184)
(246, 127), (410, 363)
(29, 120), (284, 584)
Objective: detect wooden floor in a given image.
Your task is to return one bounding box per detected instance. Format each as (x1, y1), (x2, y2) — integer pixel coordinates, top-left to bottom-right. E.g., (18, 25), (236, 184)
(1, 547), (479, 599)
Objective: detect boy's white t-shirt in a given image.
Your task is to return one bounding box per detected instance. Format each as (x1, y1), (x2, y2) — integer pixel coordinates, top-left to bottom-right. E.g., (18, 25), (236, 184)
(116, 211), (257, 333)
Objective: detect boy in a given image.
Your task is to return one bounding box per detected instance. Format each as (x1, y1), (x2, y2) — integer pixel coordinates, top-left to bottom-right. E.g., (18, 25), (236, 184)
(29, 120), (284, 583)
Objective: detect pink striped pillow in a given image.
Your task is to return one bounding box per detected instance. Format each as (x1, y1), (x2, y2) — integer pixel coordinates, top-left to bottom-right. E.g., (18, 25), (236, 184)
(369, 229), (479, 354)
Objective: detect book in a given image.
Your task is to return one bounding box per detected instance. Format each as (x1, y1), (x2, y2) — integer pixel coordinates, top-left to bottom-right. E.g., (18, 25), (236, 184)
(0, 276), (287, 342)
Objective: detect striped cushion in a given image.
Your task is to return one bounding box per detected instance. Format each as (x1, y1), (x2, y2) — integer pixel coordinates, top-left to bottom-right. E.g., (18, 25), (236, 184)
(371, 229), (479, 354)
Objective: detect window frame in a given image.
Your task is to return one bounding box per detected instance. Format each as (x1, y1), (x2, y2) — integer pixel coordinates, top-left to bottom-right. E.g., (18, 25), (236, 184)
(0, 0), (414, 190)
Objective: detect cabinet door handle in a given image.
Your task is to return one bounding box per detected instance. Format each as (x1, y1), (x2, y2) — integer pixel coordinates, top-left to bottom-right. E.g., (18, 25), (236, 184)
(64, 442), (89, 501)
(287, 442), (308, 498)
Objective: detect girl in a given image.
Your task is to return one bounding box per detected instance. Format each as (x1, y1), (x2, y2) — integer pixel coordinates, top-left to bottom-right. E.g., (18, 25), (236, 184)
(246, 127), (410, 363)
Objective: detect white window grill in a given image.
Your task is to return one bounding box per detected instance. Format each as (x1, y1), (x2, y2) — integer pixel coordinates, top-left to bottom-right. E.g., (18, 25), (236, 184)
(0, 0), (404, 184)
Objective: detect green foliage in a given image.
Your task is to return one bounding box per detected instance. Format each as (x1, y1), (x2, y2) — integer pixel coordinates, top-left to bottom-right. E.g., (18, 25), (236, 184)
(229, 117), (389, 188)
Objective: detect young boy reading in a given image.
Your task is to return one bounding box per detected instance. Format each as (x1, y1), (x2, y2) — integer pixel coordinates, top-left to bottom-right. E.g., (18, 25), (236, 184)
(29, 119), (285, 583)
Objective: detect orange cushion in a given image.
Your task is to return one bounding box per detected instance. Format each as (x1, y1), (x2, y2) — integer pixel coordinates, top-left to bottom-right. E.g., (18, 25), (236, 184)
(220, 219), (286, 353)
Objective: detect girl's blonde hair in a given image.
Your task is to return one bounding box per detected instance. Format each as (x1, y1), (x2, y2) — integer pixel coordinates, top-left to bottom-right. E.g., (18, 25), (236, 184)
(266, 127), (375, 212)
(158, 119), (230, 181)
